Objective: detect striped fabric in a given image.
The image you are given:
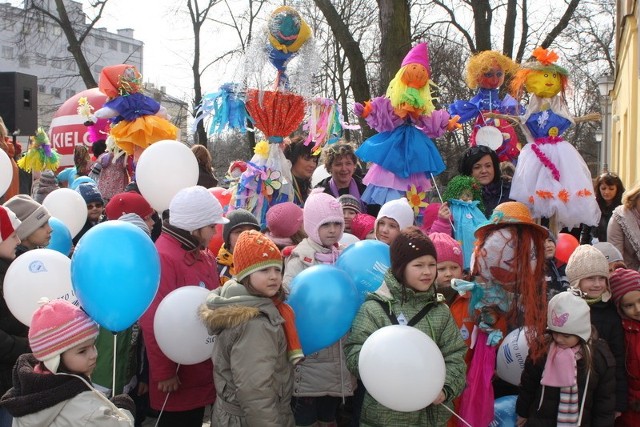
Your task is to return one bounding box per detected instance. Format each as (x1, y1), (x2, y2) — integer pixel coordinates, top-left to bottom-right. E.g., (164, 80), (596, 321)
(557, 384), (579, 426)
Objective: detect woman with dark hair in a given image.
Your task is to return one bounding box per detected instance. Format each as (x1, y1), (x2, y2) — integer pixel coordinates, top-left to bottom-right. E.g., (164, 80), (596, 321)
(283, 136), (318, 206)
(589, 172), (625, 243)
(458, 145), (510, 216)
(191, 145), (218, 189)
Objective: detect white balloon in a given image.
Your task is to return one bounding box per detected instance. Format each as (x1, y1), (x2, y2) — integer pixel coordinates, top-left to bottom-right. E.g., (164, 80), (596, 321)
(43, 188), (87, 238)
(359, 325), (445, 412)
(154, 286), (215, 365)
(311, 165), (331, 187)
(136, 140), (199, 213)
(339, 232), (360, 247)
(496, 327), (529, 386)
(4, 249), (77, 326)
(0, 149), (12, 198)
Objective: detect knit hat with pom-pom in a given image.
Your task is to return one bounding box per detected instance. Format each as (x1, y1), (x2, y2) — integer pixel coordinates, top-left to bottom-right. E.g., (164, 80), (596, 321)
(233, 230), (283, 282)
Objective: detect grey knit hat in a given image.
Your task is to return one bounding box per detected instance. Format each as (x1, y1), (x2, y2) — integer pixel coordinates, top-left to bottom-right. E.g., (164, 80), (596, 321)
(566, 244), (611, 301)
(3, 195), (51, 240)
(593, 242), (624, 263)
(222, 209), (260, 248)
(118, 213), (151, 237)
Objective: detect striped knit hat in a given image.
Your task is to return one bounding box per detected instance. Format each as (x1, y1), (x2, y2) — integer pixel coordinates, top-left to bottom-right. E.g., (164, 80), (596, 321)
(234, 230), (282, 281)
(28, 299), (99, 373)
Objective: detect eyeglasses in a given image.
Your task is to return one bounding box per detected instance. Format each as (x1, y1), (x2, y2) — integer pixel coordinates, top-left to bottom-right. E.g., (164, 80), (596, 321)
(87, 203), (104, 209)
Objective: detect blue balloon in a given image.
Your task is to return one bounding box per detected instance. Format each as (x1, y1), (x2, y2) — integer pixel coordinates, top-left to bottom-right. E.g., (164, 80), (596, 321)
(71, 221), (160, 332)
(46, 217), (72, 256)
(336, 240), (390, 301)
(70, 176), (96, 190)
(490, 395), (517, 427)
(288, 265), (359, 354)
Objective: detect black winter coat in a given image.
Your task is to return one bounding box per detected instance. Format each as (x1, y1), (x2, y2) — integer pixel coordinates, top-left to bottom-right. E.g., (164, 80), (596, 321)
(0, 258), (30, 396)
(589, 299), (628, 412)
(516, 339), (616, 426)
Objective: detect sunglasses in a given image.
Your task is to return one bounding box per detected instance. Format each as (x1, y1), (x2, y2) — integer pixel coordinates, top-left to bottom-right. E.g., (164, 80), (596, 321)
(600, 172), (618, 178)
(87, 203), (104, 209)
(465, 145), (493, 157)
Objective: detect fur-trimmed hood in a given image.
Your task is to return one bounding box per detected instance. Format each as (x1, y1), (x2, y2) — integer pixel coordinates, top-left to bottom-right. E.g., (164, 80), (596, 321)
(199, 280), (283, 335)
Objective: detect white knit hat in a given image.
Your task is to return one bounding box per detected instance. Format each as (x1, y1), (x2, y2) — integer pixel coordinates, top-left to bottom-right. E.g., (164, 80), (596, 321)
(303, 191), (344, 245)
(375, 198), (414, 235)
(566, 244), (611, 301)
(169, 186), (229, 232)
(547, 290), (592, 342)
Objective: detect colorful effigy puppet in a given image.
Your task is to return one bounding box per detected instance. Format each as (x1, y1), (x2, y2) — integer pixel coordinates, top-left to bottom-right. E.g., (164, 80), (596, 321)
(16, 127), (60, 172)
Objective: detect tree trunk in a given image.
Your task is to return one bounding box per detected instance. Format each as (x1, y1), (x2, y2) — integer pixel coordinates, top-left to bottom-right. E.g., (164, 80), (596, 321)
(377, 0), (411, 93)
(502, 0), (517, 58)
(54, 0), (96, 88)
(472, 0), (492, 53)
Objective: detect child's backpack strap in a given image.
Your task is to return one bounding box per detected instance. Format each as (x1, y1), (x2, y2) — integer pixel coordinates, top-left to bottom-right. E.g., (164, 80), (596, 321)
(373, 300), (438, 327)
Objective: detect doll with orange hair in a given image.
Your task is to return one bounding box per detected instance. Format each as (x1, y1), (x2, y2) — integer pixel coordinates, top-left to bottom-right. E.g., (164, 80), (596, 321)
(449, 51), (521, 162)
(492, 47), (600, 231)
(354, 43), (458, 205)
(87, 64), (178, 160)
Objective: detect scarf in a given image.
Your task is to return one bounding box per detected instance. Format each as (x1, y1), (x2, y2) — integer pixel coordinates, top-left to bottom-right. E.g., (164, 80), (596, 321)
(270, 297), (304, 365)
(540, 342), (581, 426)
(314, 243), (341, 264)
(162, 221), (204, 264)
(329, 178), (362, 205)
(613, 206), (640, 262)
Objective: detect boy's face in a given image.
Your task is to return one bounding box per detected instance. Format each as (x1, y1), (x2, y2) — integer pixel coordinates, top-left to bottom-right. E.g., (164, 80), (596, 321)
(578, 276), (608, 299)
(342, 208), (358, 233)
(229, 225), (258, 253)
(61, 338), (98, 377)
(544, 238), (556, 260)
(435, 261), (462, 289)
(86, 202), (104, 222)
(620, 290), (640, 321)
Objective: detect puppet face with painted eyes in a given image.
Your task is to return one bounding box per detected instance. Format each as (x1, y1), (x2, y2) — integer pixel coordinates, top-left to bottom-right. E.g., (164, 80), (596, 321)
(401, 63), (429, 89)
(524, 69), (562, 98)
(477, 65), (505, 90)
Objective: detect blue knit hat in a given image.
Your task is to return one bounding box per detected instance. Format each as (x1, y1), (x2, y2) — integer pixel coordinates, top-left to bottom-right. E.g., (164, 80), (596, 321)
(75, 183), (103, 205)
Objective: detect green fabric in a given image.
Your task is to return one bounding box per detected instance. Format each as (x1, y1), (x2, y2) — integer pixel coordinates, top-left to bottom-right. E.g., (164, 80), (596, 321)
(344, 270), (468, 427)
(91, 326), (137, 395)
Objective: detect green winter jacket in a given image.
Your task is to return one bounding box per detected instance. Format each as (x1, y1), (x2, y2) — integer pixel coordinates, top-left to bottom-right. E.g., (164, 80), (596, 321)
(344, 270), (467, 427)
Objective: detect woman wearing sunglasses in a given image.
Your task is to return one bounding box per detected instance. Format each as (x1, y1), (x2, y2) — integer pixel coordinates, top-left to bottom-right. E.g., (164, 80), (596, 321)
(458, 145), (511, 216)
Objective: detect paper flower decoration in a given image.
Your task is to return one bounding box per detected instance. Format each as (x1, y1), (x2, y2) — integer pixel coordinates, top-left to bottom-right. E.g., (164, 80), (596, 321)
(406, 184), (428, 214)
(254, 140), (270, 158)
(263, 169), (282, 196)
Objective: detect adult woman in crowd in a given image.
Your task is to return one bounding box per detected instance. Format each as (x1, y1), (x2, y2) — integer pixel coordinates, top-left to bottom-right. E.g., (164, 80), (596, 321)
(316, 143), (379, 215)
(586, 172), (625, 243)
(191, 145), (218, 189)
(608, 180), (640, 271)
(283, 135), (318, 206)
(457, 145), (510, 216)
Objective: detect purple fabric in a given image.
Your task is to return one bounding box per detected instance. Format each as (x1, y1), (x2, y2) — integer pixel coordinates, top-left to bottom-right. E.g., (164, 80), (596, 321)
(362, 97), (403, 133)
(414, 109), (450, 139)
(105, 93), (161, 123)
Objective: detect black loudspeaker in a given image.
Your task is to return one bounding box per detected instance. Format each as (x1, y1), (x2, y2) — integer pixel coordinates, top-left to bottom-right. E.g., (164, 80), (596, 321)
(0, 72), (38, 136)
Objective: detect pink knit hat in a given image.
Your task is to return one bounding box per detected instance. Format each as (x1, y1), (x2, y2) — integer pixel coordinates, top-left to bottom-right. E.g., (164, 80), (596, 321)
(351, 213), (376, 240)
(609, 268), (640, 312)
(401, 42), (430, 70)
(29, 299), (100, 373)
(303, 191), (344, 245)
(266, 202), (303, 238)
(429, 232), (463, 267)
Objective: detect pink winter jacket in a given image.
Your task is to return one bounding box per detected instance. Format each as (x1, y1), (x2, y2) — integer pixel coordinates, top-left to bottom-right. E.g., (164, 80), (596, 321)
(139, 232), (219, 411)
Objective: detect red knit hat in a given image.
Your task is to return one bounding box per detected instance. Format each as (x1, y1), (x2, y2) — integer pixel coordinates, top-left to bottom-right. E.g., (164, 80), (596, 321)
(350, 213), (375, 241)
(105, 192), (154, 220)
(234, 230), (283, 281)
(0, 206), (21, 243)
(609, 268), (640, 311)
(429, 232), (463, 267)
(28, 299), (99, 373)
(266, 202), (303, 238)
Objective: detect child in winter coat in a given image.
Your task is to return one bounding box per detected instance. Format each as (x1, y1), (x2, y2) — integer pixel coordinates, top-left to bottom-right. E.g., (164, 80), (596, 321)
(609, 268), (640, 426)
(139, 186), (226, 426)
(282, 191), (356, 426)
(200, 230), (300, 426)
(566, 244), (628, 415)
(350, 213), (376, 240)
(516, 290), (616, 426)
(216, 209), (260, 285)
(264, 202), (305, 252)
(543, 228), (570, 301)
(344, 227), (467, 426)
(0, 299), (135, 426)
(374, 197), (414, 245)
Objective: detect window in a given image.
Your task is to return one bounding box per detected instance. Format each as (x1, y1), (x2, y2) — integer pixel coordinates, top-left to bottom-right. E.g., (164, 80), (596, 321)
(51, 87), (61, 98)
(108, 39), (117, 50)
(66, 89), (76, 99)
(35, 55), (47, 66)
(18, 55), (29, 68)
(38, 85), (46, 93)
(120, 42), (129, 53)
(95, 37), (104, 47)
(1, 46), (13, 59)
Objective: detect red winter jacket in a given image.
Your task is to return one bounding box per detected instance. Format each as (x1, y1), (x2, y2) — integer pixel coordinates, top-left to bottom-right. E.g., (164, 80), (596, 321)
(139, 232), (219, 411)
(617, 318), (640, 426)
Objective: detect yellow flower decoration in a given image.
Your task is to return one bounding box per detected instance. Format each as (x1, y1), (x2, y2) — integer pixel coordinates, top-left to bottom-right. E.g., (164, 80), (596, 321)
(77, 97), (94, 118)
(406, 184), (428, 214)
(254, 140), (269, 158)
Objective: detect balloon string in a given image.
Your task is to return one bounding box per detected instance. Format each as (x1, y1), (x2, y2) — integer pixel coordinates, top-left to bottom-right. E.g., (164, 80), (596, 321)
(154, 364), (180, 427)
(111, 333), (117, 398)
(440, 402), (472, 427)
(430, 173), (456, 233)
